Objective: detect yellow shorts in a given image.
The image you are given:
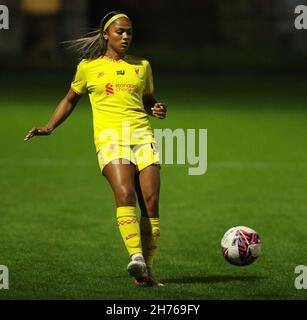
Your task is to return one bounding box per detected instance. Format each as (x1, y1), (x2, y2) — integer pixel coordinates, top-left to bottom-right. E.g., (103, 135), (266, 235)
(97, 143), (160, 173)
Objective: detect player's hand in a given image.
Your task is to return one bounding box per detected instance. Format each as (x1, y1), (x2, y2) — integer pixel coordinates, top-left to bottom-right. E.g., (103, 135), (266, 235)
(24, 126), (53, 141)
(151, 102), (167, 119)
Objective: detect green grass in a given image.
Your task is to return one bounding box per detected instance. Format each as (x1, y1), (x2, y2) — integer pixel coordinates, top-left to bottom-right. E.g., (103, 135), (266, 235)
(1, 71), (307, 299)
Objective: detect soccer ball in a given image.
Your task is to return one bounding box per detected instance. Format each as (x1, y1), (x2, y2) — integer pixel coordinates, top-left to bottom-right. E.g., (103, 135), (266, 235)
(221, 226), (261, 266)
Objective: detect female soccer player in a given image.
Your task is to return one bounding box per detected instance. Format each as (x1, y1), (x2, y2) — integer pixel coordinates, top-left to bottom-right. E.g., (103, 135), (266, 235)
(24, 11), (167, 287)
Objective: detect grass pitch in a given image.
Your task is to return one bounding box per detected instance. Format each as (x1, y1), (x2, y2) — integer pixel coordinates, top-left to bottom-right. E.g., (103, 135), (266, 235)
(0, 71), (307, 299)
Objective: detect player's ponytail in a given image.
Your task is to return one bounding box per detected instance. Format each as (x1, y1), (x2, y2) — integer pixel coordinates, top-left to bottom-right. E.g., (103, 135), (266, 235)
(63, 11), (128, 61)
(63, 29), (105, 61)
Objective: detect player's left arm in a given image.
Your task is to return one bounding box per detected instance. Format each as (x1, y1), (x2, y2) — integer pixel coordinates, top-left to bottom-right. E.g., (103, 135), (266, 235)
(143, 94), (167, 119)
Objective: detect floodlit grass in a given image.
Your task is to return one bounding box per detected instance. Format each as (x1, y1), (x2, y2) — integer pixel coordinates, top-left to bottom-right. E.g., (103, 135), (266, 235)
(1, 72), (307, 299)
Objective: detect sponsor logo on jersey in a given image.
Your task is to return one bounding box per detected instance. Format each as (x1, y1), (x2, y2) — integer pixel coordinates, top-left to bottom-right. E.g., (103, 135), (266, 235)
(105, 83), (114, 95)
(116, 84), (138, 93)
(97, 72), (105, 78)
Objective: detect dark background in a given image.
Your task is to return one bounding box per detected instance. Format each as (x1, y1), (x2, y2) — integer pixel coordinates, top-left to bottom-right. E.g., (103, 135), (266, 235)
(1, 0), (307, 73)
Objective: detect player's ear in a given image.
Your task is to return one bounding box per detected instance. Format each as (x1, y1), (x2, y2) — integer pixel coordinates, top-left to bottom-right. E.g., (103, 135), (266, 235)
(102, 31), (108, 41)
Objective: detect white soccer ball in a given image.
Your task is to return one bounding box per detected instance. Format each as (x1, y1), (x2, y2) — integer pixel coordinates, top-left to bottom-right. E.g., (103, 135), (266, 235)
(221, 226), (261, 266)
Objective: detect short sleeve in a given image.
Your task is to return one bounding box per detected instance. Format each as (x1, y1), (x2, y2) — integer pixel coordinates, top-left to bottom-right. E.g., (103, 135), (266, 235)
(143, 60), (154, 96)
(71, 61), (87, 95)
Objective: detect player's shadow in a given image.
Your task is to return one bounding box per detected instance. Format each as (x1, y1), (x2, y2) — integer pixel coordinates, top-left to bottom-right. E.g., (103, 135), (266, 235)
(161, 275), (267, 284)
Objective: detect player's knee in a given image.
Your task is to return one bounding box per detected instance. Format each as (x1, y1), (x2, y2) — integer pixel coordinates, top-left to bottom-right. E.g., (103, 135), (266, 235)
(144, 192), (159, 212)
(116, 188), (136, 206)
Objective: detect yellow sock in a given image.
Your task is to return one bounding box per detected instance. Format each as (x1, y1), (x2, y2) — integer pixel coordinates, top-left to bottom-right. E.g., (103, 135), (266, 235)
(116, 206), (143, 257)
(140, 216), (160, 267)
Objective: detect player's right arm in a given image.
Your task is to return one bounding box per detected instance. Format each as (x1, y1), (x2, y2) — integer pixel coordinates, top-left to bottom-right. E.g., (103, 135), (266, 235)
(24, 88), (81, 141)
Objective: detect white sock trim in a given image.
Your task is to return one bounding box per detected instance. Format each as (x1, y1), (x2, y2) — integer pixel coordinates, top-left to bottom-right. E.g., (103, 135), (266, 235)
(131, 253), (145, 262)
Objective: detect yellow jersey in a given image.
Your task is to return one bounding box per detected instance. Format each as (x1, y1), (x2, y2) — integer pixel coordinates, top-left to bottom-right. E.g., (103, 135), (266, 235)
(71, 55), (156, 152)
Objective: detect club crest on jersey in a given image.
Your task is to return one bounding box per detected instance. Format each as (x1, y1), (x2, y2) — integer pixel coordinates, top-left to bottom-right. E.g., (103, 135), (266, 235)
(105, 83), (114, 95)
(116, 70), (125, 75)
(97, 72), (105, 78)
(134, 68), (140, 76)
